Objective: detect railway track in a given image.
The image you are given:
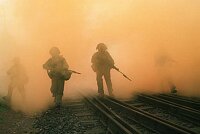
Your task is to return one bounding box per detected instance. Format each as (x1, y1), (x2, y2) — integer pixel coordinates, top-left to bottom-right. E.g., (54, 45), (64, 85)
(34, 93), (200, 134)
(122, 94), (200, 134)
(34, 99), (108, 134)
(165, 94), (200, 103)
(154, 94), (200, 110)
(135, 94), (200, 123)
(100, 96), (199, 134)
(34, 97), (136, 134)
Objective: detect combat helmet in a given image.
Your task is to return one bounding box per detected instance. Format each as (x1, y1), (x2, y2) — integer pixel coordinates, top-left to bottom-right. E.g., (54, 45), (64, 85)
(49, 47), (60, 56)
(96, 43), (107, 51)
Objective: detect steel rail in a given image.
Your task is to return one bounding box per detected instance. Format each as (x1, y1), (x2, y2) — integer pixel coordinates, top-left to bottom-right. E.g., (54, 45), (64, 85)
(166, 94), (200, 103)
(84, 96), (133, 134)
(138, 94), (200, 122)
(93, 97), (141, 134)
(104, 96), (197, 134)
(157, 94), (200, 110)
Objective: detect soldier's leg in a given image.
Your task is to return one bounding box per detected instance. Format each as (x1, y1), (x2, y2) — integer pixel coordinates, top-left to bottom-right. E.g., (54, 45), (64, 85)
(51, 78), (58, 104)
(18, 85), (26, 101)
(57, 80), (65, 105)
(104, 70), (114, 96)
(55, 79), (65, 107)
(55, 95), (62, 107)
(7, 83), (14, 101)
(96, 72), (104, 95)
(51, 79), (57, 97)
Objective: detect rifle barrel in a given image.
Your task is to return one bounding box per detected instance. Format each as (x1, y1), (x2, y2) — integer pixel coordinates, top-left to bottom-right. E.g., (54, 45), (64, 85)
(114, 67), (132, 81)
(70, 70), (81, 74)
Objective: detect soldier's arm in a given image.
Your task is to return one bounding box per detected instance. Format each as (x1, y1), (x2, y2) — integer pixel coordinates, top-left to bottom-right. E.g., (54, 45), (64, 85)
(107, 52), (115, 67)
(43, 59), (53, 70)
(91, 53), (98, 64)
(62, 58), (69, 70)
(91, 54), (95, 64)
(91, 53), (98, 72)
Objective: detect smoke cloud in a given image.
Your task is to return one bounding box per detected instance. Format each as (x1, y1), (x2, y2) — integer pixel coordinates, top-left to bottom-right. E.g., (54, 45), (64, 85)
(0, 0), (200, 113)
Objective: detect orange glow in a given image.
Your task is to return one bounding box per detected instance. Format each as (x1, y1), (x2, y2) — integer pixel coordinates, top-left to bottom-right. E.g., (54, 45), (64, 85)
(0, 0), (200, 113)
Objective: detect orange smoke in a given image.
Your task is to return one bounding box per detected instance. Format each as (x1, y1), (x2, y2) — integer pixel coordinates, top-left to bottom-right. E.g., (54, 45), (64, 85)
(0, 0), (200, 113)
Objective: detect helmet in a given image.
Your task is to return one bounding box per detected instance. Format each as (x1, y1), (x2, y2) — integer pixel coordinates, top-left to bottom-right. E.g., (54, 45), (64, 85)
(49, 47), (60, 56)
(96, 43), (107, 51)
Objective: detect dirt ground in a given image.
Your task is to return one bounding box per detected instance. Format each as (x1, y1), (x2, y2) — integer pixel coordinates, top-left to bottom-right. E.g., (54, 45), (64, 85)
(0, 99), (36, 134)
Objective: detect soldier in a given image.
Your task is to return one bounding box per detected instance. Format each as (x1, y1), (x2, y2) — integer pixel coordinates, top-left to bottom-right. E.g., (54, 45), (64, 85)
(4, 57), (28, 102)
(91, 43), (115, 97)
(43, 47), (70, 107)
(155, 54), (177, 93)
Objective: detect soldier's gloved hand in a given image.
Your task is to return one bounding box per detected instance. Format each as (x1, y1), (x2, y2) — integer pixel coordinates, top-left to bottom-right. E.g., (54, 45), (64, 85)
(68, 70), (73, 73)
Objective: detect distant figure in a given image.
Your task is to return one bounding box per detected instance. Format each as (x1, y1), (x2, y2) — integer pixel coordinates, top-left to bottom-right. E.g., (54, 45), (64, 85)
(91, 43), (115, 97)
(5, 57), (28, 102)
(43, 47), (71, 107)
(168, 81), (177, 94)
(155, 54), (177, 93)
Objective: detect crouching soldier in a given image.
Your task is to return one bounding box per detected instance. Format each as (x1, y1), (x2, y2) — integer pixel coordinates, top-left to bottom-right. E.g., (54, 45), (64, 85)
(43, 47), (71, 108)
(91, 43), (115, 97)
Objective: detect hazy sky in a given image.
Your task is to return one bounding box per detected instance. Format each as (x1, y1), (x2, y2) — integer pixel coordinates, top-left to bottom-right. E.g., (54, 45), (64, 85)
(0, 0), (200, 112)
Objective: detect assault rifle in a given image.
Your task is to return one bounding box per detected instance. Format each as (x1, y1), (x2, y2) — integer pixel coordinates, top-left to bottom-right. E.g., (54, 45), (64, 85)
(113, 66), (132, 81)
(69, 70), (81, 74)
(46, 69), (81, 80)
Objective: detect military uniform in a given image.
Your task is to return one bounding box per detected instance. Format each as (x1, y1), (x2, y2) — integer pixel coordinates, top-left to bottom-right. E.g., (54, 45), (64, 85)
(91, 43), (114, 96)
(43, 54), (69, 106)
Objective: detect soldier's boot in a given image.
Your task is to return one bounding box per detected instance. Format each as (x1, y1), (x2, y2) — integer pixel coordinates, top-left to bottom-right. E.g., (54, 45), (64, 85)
(108, 90), (114, 97)
(98, 87), (104, 97)
(98, 92), (104, 97)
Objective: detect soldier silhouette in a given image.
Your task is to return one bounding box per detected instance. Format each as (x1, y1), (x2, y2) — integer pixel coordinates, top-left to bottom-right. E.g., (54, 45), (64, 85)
(4, 57), (28, 102)
(43, 47), (71, 108)
(155, 54), (177, 93)
(91, 43), (115, 97)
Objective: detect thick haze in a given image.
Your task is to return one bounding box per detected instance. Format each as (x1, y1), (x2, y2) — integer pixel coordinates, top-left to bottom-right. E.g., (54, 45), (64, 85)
(0, 0), (200, 113)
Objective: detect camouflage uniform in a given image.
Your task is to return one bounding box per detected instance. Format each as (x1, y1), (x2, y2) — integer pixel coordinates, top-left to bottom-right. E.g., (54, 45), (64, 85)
(91, 43), (114, 96)
(43, 47), (69, 106)
(6, 58), (28, 102)
(43, 55), (69, 106)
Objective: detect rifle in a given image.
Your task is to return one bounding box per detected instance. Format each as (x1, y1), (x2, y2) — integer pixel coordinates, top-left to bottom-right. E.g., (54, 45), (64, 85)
(69, 70), (81, 74)
(46, 69), (81, 79)
(113, 66), (132, 81)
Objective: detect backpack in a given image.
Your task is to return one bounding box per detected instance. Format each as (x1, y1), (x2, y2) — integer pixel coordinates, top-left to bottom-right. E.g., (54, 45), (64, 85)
(47, 69), (72, 81)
